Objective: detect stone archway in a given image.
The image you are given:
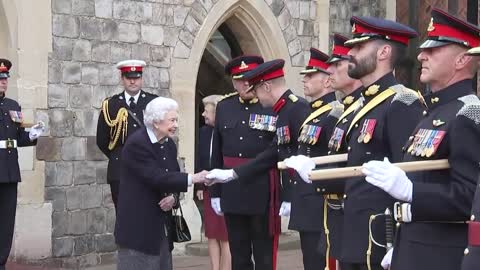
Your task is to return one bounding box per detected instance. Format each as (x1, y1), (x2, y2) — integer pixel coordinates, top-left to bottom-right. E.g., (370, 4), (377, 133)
(170, 0), (306, 241)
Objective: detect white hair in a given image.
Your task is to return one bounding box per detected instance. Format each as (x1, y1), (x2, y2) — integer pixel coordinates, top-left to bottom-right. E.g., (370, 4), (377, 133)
(144, 97), (178, 128)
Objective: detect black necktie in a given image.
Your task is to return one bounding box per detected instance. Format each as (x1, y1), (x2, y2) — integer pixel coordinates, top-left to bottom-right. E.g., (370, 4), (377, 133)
(129, 97), (136, 110)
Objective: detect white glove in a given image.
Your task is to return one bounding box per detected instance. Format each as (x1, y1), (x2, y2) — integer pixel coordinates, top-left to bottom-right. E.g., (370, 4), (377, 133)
(278, 201), (291, 216)
(206, 169), (237, 184)
(29, 121), (45, 141)
(284, 155), (315, 183)
(362, 157), (413, 202)
(381, 248), (394, 269)
(210, 198), (223, 216)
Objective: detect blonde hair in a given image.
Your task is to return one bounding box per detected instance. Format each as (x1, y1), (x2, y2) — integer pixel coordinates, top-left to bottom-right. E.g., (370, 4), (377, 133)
(202, 94), (223, 109)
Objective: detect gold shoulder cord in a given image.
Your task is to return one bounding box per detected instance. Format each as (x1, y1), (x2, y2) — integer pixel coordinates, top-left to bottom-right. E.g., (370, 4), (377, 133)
(323, 197), (332, 270)
(102, 99), (129, 150)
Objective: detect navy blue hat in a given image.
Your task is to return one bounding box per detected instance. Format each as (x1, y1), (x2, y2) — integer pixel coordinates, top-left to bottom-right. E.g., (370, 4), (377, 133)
(300, 48), (330, 75)
(327, 34), (351, 64)
(0, 59), (12, 79)
(466, 46), (480, 56)
(241, 59), (285, 91)
(420, 8), (480, 49)
(224, 55), (264, 79)
(345, 16), (418, 47)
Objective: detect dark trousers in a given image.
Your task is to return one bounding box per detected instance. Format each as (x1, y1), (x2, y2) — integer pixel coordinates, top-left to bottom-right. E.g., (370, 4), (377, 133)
(299, 231), (325, 270)
(109, 181), (120, 211)
(0, 183), (18, 268)
(339, 262), (383, 270)
(224, 213), (274, 270)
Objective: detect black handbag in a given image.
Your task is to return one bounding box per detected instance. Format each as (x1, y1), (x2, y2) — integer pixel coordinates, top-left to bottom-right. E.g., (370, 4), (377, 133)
(171, 205), (191, 243)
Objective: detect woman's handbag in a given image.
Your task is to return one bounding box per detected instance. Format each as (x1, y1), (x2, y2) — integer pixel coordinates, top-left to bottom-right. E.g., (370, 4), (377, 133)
(171, 205), (191, 243)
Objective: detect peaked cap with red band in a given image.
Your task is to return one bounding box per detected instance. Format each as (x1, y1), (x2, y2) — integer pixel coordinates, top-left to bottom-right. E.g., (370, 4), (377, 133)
(345, 16), (418, 47)
(224, 55), (264, 79)
(241, 59), (285, 91)
(300, 48), (330, 75)
(327, 34), (351, 64)
(420, 8), (480, 49)
(116, 59), (146, 79)
(0, 58), (12, 79)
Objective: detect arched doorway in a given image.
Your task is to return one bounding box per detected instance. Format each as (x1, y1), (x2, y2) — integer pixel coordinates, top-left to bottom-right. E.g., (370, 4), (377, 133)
(170, 0), (294, 241)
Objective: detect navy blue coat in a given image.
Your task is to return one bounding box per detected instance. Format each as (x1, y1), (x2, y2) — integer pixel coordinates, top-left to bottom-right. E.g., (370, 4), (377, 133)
(115, 128), (188, 255)
(0, 96), (37, 183)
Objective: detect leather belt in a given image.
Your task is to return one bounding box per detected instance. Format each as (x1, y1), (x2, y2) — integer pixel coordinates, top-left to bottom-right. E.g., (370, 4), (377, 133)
(469, 221), (480, 246)
(0, 139), (17, 149)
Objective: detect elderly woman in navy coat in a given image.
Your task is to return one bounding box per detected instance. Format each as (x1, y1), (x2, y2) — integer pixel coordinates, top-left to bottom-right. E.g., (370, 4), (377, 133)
(115, 97), (209, 270)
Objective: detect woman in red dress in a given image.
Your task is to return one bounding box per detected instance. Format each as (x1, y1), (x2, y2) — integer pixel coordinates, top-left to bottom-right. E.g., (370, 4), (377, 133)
(196, 95), (230, 270)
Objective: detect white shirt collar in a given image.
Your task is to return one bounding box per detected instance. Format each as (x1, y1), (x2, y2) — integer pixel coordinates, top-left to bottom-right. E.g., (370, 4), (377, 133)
(124, 91), (141, 104)
(146, 127), (158, 144)
(146, 127), (169, 144)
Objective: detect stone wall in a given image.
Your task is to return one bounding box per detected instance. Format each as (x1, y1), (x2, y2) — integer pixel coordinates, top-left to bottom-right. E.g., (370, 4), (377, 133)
(329, 0), (386, 40)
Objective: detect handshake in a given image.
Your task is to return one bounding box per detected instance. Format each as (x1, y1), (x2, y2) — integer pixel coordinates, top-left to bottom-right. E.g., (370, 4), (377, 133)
(191, 169), (238, 185)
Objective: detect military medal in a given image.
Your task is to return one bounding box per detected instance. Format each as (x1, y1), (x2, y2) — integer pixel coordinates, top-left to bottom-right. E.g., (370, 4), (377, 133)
(427, 130), (446, 157)
(250, 114), (277, 132)
(9, 110), (23, 123)
(363, 119), (377, 143)
(357, 120), (367, 143)
(277, 126), (291, 144)
(329, 127), (345, 152)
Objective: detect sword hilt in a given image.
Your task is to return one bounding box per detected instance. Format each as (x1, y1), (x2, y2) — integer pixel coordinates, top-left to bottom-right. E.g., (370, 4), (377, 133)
(385, 208), (394, 250)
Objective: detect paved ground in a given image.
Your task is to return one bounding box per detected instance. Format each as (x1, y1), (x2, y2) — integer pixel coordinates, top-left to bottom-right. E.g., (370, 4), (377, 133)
(7, 249), (303, 270)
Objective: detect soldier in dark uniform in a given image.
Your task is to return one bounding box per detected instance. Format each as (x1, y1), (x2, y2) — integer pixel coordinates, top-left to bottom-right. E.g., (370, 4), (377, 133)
(207, 59), (311, 270)
(309, 34), (365, 269)
(285, 48), (342, 270)
(462, 45), (480, 270)
(363, 9), (480, 270)
(96, 60), (157, 210)
(322, 17), (422, 270)
(0, 59), (44, 270)
(207, 55), (278, 270)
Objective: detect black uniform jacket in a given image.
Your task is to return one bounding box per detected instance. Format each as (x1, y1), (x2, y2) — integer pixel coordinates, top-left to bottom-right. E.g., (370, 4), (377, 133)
(115, 128), (188, 255)
(0, 95), (37, 183)
(392, 79), (480, 270)
(96, 90), (157, 182)
(339, 72), (424, 263)
(463, 171), (480, 270)
(289, 92), (341, 232)
(209, 93), (276, 215)
(234, 90), (311, 203)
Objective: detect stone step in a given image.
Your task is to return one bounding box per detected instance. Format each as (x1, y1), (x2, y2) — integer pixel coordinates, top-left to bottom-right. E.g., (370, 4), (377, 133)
(185, 233), (300, 257)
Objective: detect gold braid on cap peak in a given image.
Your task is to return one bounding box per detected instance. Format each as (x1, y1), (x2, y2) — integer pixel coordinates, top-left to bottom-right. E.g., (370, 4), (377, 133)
(102, 99), (129, 150)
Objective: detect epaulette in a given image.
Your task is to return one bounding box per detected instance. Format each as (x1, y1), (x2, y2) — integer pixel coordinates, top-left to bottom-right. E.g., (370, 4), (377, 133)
(219, 92), (238, 101)
(328, 100), (344, 119)
(390, 84), (419, 105)
(288, 94), (298, 102)
(457, 95), (480, 125)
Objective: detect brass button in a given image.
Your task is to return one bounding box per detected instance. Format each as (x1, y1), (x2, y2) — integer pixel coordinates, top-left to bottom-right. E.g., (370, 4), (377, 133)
(163, 157), (166, 160)
(322, 188), (326, 192)
(464, 248), (469, 255)
(343, 194), (347, 199)
(166, 169), (169, 172)
(471, 215), (475, 221)
(238, 153), (242, 157)
(316, 188), (321, 192)
(133, 124), (137, 127)
(422, 111), (427, 116)
(242, 121), (245, 124)
(289, 180), (292, 183)
(294, 181), (297, 185)
(355, 124), (359, 128)
(240, 137), (243, 140)
(133, 113), (137, 116)
(396, 222), (400, 228)
(245, 107), (249, 110)
(160, 146), (164, 149)
(328, 151), (331, 155)
(348, 146), (351, 151)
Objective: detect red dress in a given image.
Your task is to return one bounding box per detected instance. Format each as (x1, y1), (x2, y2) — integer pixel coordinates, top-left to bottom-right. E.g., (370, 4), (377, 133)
(203, 189), (228, 241)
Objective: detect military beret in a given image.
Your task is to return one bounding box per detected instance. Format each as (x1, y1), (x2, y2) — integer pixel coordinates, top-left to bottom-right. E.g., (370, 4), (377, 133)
(241, 59), (285, 89)
(345, 16), (418, 47)
(300, 48), (330, 75)
(224, 55), (264, 79)
(420, 8), (480, 49)
(327, 34), (351, 64)
(466, 46), (480, 56)
(116, 59), (146, 78)
(0, 58), (12, 79)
